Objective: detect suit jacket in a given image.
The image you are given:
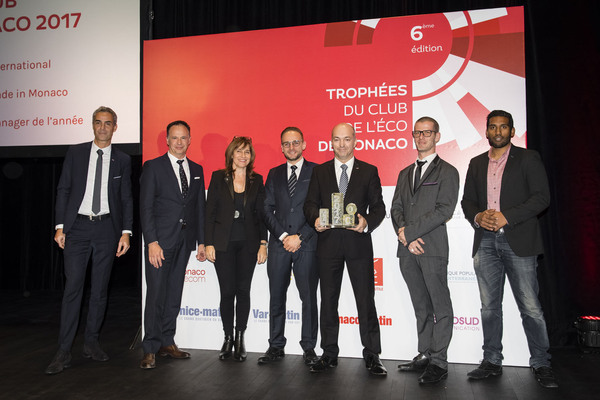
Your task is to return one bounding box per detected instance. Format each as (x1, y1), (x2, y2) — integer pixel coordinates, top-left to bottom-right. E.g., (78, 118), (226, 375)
(263, 160), (317, 253)
(55, 141), (133, 237)
(461, 145), (550, 257)
(390, 156), (459, 258)
(205, 169), (267, 253)
(303, 158), (385, 259)
(140, 153), (205, 250)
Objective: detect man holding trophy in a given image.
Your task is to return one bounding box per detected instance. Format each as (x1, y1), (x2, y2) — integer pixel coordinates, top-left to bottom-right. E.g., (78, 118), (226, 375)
(304, 122), (387, 376)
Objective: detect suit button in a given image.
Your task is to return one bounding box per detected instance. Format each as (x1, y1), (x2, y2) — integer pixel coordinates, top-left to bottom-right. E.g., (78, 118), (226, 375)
(290, 208), (294, 212)
(179, 219), (184, 223)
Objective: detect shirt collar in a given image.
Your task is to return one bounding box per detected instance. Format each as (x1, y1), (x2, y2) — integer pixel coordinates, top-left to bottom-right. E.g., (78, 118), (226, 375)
(167, 151), (187, 165)
(334, 156), (355, 171)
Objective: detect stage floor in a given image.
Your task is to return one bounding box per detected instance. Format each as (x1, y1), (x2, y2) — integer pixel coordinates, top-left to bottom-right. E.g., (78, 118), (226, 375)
(1, 288), (598, 400)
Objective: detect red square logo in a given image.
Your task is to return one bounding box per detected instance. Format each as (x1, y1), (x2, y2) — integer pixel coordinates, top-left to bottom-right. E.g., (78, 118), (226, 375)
(374, 258), (383, 287)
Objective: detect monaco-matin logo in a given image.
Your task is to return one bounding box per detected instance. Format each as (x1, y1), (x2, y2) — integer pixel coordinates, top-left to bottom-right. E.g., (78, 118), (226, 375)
(374, 258), (383, 290)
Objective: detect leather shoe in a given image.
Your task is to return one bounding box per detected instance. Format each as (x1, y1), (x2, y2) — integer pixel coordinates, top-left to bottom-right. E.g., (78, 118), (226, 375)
(418, 364), (448, 384)
(158, 344), (190, 359)
(140, 353), (156, 369)
(82, 342), (109, 362)
(309, 355), (338, 373)
(398, 353), (429, 372)
(303, 349), (319, 366)
(532, 366), (558, 388)
(219, 335), (234, 360)
(45, 350), (72, 375)
(364, 353), (387, 376)
(467, 360), (502, 379)
(257, 347), (285, 364)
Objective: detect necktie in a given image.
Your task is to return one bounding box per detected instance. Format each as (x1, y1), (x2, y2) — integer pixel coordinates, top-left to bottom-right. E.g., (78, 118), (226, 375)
(288, 165), (297, 197)
(339, 164), (348, 195)
(177, 159), (188, 198)
(413, 160), (427, 191)
(92, 149), (103, 214)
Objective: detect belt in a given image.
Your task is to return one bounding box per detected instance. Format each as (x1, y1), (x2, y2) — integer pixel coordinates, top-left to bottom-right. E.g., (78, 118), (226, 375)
(77, 213), (111, 221)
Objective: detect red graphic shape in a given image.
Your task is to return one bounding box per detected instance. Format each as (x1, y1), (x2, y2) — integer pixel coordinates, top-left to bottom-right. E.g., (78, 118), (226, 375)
(357, 23), (375, 45)
(457, 92), (489, 135)
(374, 258), (383, 287)
(451, 33), (524, 77)
(324, 21), (358, 46)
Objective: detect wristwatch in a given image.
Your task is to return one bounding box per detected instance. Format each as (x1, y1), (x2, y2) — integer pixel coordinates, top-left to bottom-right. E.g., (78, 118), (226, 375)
(297, 233), (303, 242)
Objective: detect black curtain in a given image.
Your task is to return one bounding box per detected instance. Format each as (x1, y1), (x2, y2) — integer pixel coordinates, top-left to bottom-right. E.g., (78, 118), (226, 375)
(1, 0), (599, 347)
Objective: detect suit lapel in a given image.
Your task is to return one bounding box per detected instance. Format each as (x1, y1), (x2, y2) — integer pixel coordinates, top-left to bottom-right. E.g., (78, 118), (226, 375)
(161, 154), (183, 200)
(413, 156), (440, 193)
(224, 172), (234, 200)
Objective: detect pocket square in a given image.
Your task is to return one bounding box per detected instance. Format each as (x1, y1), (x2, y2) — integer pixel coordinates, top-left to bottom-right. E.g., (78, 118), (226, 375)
(113, 176), (122, 179)
(422, 181), (438, 186)
(193, 176), (201, 180)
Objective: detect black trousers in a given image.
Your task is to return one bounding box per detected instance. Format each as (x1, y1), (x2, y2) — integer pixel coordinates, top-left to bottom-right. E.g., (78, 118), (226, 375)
(215, 240), (257, 335)
(318, 254), (381, 358)
(142, 231), (191, 354)
(59, 216), (118, 351)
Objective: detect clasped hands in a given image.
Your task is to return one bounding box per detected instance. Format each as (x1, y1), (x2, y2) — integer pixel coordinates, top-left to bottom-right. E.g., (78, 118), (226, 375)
(476, 209), (507, 232)
(397, 227), (425, 255)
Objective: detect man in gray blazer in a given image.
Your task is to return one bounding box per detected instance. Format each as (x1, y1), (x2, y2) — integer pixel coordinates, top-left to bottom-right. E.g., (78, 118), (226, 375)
(391, 116), (459, 384)
(260, 127), (319, 366)
(461, 110), (557, 388)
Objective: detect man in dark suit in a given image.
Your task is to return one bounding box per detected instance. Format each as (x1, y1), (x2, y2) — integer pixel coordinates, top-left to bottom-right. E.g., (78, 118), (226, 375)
(304, 122), (387, 376)
(461, 110), (557, 388)
(46, 106), (133, 375)
(391, 116), (459, 384)
(259, 127), (319, 366)
(139, 120), (206, 369)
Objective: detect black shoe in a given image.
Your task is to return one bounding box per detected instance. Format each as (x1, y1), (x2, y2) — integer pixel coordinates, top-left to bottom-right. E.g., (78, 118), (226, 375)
(418, 364), (448, 384)
(532, 366), (558, 388)
(219, 335), (234, 360)
(257, 347), (285, 364)
(309, 355), (338, 373)
(82, 342), (109, 362)
(467, 360), (502, 379)
(233, 330), (247, 362)
(45, 350), (72, 375)
(398, 353), (429, 372)
(303, 349), (319, 366)
(364, 353), (387, 376)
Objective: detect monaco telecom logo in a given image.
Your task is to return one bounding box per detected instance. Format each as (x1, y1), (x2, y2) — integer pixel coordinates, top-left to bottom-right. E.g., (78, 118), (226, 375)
(374, 258), (383, 288)
(184, 268), (208, 283)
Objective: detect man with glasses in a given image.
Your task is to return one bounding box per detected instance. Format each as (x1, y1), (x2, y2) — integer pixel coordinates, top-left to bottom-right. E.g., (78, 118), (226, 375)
(462, 110), (557, 388)
(390, 116), (459, 384)
(259, 127), (319, 366)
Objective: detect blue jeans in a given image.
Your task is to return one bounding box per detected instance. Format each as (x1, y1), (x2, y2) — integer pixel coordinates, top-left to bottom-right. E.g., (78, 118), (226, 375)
(473, 230), (551, 368)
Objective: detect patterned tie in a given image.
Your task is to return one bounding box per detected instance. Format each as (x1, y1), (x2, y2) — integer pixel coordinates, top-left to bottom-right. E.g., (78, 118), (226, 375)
(339, 164), (348, 195)
(91, 149), (103, 214)
(177, 159), (188, 198)
(413, 160), (427, 191)
(288, 165), (297, 197)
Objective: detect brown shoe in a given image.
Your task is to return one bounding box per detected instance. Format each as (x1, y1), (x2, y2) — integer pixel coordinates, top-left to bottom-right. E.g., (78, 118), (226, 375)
(158, 344), (190, 359)
(140, 353), (156, 369)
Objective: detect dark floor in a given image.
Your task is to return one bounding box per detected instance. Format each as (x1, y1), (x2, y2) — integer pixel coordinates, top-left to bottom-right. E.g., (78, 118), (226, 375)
(1, 288), (598, 400)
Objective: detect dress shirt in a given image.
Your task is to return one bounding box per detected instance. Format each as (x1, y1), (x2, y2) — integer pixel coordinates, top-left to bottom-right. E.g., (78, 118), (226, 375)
(412, 152), (438, 183)
(487, 144), (510, 210)
(167, 151), (190, 193)
(279, 157), (306, 242)
(79, 142), (111, 216)
(334, 156), (355, 186)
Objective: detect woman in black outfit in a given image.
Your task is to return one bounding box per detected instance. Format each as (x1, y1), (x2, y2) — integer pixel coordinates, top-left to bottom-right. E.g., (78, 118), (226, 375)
(205, 136), (267, 361)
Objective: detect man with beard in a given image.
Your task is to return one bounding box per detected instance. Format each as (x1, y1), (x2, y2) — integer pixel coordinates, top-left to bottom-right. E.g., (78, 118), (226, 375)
(259, 127), (319, 366)
(461, 110), (557, 388)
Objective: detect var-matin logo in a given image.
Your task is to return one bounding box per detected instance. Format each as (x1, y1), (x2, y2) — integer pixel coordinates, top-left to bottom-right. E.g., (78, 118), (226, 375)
(252, 308), (301, 324)
(184, 268), (207, 283)
(374, 258), (383, 290)
(453, 315), (480, 331)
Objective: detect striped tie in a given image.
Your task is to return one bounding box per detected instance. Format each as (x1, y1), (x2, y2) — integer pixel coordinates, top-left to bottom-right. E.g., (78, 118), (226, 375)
(339, 164), (348, 195)
(288, 165), (297, 197)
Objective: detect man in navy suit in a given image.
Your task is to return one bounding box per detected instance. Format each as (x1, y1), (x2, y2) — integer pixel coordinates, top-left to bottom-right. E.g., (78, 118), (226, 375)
(461, 110), (557, 388)
(139, 120), (206, 369)
(46, 106), (133, 375)
(259, 127), (319, 366)
(304, 122), (387, 376)
(391, 117), (459, 384)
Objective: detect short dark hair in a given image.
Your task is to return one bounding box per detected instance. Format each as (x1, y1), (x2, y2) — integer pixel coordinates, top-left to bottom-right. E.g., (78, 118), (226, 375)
(280, 126), (304, 141)
(93, 106), (117, 125)
(166, 120), (191, 137)
(486, 110), (514, 130)
(414, 116), (439, 132)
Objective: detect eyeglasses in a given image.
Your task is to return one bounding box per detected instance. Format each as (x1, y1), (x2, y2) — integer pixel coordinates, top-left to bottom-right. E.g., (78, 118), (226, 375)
(282, 140), (302, 148)
(412, 130), (437, 138)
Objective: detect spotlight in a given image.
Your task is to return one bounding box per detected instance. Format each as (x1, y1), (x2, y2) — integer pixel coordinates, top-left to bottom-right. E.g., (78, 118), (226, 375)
(575, 316), (600, 351)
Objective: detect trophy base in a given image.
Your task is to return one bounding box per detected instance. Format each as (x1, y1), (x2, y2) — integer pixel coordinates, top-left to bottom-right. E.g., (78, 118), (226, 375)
(322, 224), (357, 229)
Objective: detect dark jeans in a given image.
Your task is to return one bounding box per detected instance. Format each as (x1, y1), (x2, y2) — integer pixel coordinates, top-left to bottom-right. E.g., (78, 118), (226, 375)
(473, 230), (551, 368)
(215, 240), (257, 335)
